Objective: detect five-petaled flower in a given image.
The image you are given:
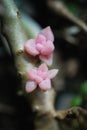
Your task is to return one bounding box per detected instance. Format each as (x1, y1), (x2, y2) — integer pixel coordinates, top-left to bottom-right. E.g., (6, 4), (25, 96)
(24, 26), (55, 65)
(25, 63), (58, 93)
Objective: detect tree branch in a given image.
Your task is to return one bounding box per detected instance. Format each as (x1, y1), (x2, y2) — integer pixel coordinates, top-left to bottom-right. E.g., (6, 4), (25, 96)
(47, 0), (87, 32)
(0, 0), (59, 130)
(55, 107), (87, 128)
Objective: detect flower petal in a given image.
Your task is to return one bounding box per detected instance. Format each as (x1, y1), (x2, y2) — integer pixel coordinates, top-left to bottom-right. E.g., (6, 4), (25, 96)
(38, 63), (48, 72)
(39, 26), (54, 42)
(25, 81), (37, 93)
(36, 34), (46, 44)
(39, 53), (53, 66)
(48, 69), (59, 79)
(38, 71), (48, 79)
(24, 39), (39, 56)
(26, 68), (43, 83)
(36, 43), (43, 52)
(26, 68), (37, 80)
(40, 40), (54, 55)
(39, 78), (51, 91)
(35, 76), (43, 84)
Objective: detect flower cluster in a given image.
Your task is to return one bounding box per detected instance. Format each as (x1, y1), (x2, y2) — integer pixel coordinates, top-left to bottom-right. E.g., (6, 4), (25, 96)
(24, 26), (54, 65)
(25, 63), (58, 93)
(24, 26), (58, 93)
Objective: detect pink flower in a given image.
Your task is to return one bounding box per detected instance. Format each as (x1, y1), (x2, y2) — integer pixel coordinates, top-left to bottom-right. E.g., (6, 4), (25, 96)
(25, 63), (58, 93)
(24, 26), (55, 65)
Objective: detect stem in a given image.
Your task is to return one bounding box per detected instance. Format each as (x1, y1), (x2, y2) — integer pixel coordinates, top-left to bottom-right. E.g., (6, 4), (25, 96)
(0, 1), (59, 130)
(1, 0), (34, 81)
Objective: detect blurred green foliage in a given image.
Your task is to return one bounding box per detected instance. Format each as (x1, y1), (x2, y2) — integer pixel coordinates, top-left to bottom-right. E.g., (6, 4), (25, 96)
(80, 81), (87, 95)
(67, 3), (79, 15)
(70, 81), (87, 107)
(70, 95), (82, 107)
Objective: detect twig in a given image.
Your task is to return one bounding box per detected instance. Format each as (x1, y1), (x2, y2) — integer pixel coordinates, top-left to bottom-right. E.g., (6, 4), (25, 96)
(47, 0), (87, 32)
(55, 107), (87, 128)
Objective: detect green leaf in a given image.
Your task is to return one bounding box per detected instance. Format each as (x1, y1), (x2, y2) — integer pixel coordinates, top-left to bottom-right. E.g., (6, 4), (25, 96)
(80, 81), (87, 95)
(70, 95), (82, 107)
